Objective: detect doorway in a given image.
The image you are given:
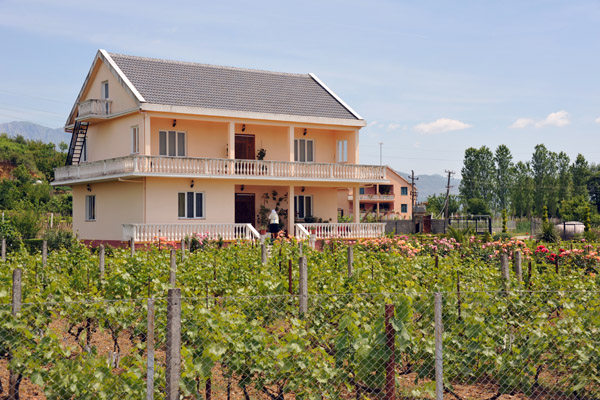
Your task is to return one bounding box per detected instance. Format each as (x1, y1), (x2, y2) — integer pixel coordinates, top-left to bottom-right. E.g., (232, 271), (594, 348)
(235, 193), (255, 225)
(235, 135), (255, 160)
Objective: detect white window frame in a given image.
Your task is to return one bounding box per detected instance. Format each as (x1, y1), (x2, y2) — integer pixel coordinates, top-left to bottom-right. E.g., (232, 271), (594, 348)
(178, 191), (205, 219)
(294, 195), (313, 220)
(401, 204), (408, 213)
(159, 130), (186, 157)
(101, 81), (109, 114)
(294, 139), (314, 163)
(401, 186), (408, 196)
(337, 140), (348, 163)
(131, 126), (140, 154)
(85, 195), (96, 221)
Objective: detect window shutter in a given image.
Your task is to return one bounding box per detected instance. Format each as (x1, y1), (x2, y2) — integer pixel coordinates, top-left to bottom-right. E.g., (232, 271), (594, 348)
(178, 193), (185, 218)
(159, 131), (167, 156)
(168, 131), (176, 157)
(305, 196), (312, 218)
(195, 193), (203, 218)
(307, 140), (314, 162)
(178, 132), (185, 156)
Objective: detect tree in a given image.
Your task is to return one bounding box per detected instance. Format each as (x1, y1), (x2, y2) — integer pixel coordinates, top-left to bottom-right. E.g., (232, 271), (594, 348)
(559, 195), (597, 223)
(556, 151), (572, 208)
(425, 193), (460, 216)
(466, 198), (490, 215)
(531, 144), (558, 216)
(511, 161), (534, 217)
(494, 145), (513, 212)
(459, 146), (495, 212)
(571, 154), (590, 198)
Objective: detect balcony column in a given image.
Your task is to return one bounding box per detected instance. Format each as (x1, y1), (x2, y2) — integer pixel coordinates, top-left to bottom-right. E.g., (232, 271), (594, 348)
(353, 129), (360, 164)
(288, 126), (295, 161)
(288, 185), (295, 236)
(143, 112), (151, 155)
(228, 122), (235, 159)
(353, 186), (360, 223)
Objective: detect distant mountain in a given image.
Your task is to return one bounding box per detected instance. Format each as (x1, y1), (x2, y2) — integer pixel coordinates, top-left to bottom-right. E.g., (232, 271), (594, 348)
(396, 171), (461, 201)
(0, 121), (69, 146)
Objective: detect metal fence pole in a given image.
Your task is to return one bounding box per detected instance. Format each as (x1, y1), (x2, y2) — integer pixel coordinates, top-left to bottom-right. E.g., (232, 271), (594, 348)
(434, 292), (443, 400)
(10, 268), (23, 399)
(347, 246), (354, 277)
(42, 240), (47, 267)
(299, 256), (307, 315)
(165, 288), (181, 400)
(170, 249), (177, 287)
(146, 297), (155, 400)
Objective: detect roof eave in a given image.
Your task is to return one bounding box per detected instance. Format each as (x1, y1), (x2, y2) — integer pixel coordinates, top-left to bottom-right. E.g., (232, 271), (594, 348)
(308, 73), (363, 120)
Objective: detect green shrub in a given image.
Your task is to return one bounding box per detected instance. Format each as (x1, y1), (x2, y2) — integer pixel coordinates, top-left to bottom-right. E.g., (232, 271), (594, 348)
(23, 238), (43, 253)
(43, 229), (75, 250)
(537, 221), (559, 243)
(10, 207), (41, 238)
(0, 219), (22, 251)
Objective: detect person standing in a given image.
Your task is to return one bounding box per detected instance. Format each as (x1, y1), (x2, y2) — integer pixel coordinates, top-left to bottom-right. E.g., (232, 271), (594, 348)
(268, 209), (279, 240)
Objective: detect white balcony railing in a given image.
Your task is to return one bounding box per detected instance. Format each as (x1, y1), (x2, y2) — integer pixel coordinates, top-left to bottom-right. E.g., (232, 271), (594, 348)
(348, 194), (395, 201)
(122, 223), (260, 242)
(294, 223), (385, 240)
(78, 99), (112, 118)
(55, 155), (387, 183)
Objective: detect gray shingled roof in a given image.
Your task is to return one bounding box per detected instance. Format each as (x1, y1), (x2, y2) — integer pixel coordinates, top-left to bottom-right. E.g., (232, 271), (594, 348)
(108, 53), (358, 120)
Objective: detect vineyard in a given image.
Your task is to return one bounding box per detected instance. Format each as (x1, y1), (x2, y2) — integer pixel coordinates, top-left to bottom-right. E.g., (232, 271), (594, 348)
(0, 236), (599, 399)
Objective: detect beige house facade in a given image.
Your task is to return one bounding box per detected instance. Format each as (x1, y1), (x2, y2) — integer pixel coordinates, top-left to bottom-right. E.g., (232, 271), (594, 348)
(53, 50), (387, 244)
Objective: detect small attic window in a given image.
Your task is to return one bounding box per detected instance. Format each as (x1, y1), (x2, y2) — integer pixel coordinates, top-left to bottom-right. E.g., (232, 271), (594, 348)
(101, 81), (109, 99)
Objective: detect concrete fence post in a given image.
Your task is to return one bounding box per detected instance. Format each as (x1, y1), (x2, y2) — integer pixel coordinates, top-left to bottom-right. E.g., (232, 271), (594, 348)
(1, 238), (6, 262)
(130, 237), (136, 256)
(298, 242), (303, 257)
(181, 239), (186, 261)
(42, 240), (47, 267)
(146, 297), (155, 400)
(99, 244), (105, 282)
(501, 253), (510, 281)
(384, 304), (396, 400)
(170, 249), (177, 287)
(299, 256), (307, 315)
(434, 292), (443, 400)
(10, 268), (23, 399)
(347, 246), (354, 278)
(261, 243), (268, 266)
(514, 250), (522, 282)
(165, 288), (181, 400)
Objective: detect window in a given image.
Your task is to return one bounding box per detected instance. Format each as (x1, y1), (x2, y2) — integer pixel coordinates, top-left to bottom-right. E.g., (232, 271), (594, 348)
(401, 204), (408, 213)
(131, 126), (139, 154)
(359, 187), (365, 195)
(81, 138), (87, 162)
(294, 139), (314, 162)
(294, 195), (313, 219)
(178, 192), (204, 219)
(86, 195), (96, 221)
(159, 131), (186, 157)
(337, 140), (348, 162)
(401, 186), (408, 196)
(101, 81), (109, 114)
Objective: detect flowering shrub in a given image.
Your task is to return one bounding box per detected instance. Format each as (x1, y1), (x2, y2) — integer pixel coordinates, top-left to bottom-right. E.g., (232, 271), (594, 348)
(356, 236), (421, 257)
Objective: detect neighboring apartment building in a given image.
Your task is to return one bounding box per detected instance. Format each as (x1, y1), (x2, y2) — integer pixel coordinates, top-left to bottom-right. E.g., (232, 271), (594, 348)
(52, 50), (387, 244)
(338, 167), (414, 220)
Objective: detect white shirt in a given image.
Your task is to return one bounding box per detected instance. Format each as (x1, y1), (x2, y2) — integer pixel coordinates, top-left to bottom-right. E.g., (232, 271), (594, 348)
(269, 212), (279, 224)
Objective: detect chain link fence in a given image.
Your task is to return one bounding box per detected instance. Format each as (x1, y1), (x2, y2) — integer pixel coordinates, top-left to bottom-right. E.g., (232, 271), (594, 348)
(0, 288), (599, 399)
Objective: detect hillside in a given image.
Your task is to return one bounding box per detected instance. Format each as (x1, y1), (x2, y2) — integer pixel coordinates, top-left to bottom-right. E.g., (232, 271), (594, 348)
(396, 170), (460, 200)
(0, 121), (69, 145)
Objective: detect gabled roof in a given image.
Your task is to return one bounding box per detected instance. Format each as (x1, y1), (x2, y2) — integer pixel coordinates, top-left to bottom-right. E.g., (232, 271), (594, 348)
(108, 51), (361, 120)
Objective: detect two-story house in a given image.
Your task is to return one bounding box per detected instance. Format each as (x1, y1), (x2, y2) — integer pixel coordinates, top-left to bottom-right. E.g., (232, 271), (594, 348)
(338, 167), (414, 220)
(52, 50), (387, 245)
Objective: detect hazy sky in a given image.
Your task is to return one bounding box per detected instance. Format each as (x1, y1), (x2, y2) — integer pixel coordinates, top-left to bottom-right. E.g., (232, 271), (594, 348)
(0, 0), (599, 175)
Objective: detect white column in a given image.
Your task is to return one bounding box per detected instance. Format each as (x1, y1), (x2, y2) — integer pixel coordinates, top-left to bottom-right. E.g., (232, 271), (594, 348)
(143, 112), (151, 155)
(353, 186), (360, 223)
(288, 185), (295, 236)
(353, 129), (360, 164)
(228, 122), (235, 159)
(288, 126), (295, 162)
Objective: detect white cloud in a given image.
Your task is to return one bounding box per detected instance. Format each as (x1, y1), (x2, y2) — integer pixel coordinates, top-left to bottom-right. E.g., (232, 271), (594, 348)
(414, 118), (472, 134)
(387, 123), (401, 130)
(595, 117), (600, 124)
(368, 120), (378, 126)
(535, 110), (569, 128)
(509, 118), (535, 129)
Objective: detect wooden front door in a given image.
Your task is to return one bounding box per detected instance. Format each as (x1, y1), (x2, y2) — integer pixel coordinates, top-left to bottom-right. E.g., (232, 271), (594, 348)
(235, 135), (255, 160)
(235, 193), (255, 225)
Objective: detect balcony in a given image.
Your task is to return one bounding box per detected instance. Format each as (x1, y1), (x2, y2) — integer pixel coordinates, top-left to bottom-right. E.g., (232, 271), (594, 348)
(77, 99), (112, 119)
(53, 155), (387, 185)
(123, 223), (260, 242)
(348, 193), (395, 201)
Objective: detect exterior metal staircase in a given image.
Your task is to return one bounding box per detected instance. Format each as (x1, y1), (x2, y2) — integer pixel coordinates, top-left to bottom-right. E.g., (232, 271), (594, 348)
(65, 121), (89, 166)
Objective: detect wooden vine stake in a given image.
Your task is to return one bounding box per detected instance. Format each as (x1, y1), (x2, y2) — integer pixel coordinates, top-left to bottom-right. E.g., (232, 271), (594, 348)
(288, 259), (293, 294)
(99, 244), (105, 283)
(384, 304), (396, 400)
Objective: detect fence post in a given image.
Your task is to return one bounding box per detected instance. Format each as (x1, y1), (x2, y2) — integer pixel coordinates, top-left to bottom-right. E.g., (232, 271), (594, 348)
(10, 268), (23, 400)
(434, 292), (443, 400)
(298, 242), (303, 257)
(347, 246), (354, 277)
(384, 304), (396, 400)
(500, 253), (510, 281)
(514, 250), (522, 282)
(99, 244), (105, 282)
(146, 297), (155, 400)
(42, 240), (47, 267)
(288, 259), (293, 294)
(170, 249), (177, 287)
(181, 239), (186, 261)
(309, 234), (316, 249)
(165, 288), (181, 400)
(299, 256), (307, 315)
(1, 238), (5, 262)
(130, 237), (136, 256)
(261, 243), (268, 266)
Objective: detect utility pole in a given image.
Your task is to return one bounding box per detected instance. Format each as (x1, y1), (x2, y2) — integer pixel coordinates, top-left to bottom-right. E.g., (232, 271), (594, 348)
(408, 170), (419, 214)
(379, 142), (383, 166)
(443, 170), (455, 233)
